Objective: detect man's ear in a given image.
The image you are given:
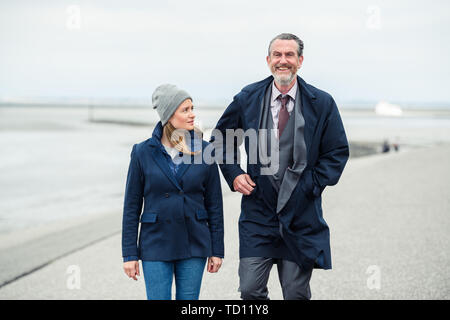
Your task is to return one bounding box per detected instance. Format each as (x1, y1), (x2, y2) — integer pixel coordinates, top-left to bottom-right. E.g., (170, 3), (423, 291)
(298, 55), (304, 69)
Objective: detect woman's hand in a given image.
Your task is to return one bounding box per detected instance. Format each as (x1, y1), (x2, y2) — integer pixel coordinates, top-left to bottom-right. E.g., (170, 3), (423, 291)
(207, 257), (223, 273)
(123, 261), (140, 280)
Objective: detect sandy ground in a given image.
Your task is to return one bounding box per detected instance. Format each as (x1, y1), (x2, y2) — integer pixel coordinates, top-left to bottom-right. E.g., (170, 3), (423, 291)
(0, 105), (449, 299)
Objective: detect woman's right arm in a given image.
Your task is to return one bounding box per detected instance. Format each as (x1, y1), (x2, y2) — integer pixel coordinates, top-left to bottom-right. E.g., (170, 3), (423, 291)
(122, 144), (144, 263)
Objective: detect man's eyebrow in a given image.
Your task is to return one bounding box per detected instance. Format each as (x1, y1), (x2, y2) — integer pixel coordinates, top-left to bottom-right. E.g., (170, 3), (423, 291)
(272, 50), (296, 55)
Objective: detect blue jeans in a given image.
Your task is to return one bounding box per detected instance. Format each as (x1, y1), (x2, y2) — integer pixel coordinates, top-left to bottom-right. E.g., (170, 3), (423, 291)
(141, 257), (206, 300)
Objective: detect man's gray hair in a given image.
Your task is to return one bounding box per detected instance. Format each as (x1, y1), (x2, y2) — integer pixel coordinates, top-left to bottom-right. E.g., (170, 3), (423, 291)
(268, 33), (304, 57)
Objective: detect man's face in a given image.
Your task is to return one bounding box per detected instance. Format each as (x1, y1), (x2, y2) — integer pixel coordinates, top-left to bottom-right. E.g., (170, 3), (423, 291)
(267, 39), (303, 86)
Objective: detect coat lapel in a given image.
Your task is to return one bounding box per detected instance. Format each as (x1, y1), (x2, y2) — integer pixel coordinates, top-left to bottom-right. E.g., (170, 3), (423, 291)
(175, 156), (192, 181)
(175, 130), (203, 180)
(249, 77), (273, 135)
(244, 76), (273, 178)
(297, 76), (318, 164)
(276, 86), (307, 214)
(247, 76), (319, 213)
(149, 144), (182, 190)
(147, 122), (182, 191)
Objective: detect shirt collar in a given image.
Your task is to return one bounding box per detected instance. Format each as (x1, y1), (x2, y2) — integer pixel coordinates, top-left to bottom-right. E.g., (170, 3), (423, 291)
(271, 79), (298, 104)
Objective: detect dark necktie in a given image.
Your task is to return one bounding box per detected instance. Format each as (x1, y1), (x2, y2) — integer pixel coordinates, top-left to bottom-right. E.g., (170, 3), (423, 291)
(277, 95), (290, 138)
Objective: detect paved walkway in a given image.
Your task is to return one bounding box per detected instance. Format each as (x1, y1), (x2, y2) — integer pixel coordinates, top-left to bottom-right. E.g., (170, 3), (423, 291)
(0, 145), (449, 299)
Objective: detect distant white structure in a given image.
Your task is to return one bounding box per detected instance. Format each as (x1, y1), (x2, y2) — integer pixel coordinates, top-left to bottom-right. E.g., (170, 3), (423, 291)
(375, 101), (403, 116)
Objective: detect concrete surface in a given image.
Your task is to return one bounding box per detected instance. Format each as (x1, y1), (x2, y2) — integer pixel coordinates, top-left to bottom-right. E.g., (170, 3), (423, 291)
(0, 145), (449, 299)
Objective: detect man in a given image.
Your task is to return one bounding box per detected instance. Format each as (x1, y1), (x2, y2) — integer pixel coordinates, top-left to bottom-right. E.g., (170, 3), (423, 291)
(214, 33), (349, 300)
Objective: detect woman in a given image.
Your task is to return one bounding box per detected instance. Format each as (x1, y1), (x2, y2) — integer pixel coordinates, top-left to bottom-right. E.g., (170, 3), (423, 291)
(122, 84), (224, 300)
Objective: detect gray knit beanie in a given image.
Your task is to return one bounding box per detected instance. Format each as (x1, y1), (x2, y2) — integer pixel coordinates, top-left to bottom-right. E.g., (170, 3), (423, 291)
(152, 84), (192, 126)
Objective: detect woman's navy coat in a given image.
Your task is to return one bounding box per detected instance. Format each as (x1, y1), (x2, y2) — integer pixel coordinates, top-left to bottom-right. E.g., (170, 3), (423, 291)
(214, 75), (349, 270)
(121, 122), (224, 262)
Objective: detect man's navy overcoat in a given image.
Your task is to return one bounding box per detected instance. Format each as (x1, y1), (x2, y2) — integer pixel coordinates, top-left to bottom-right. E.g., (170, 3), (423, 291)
(215, 75), (349, 270)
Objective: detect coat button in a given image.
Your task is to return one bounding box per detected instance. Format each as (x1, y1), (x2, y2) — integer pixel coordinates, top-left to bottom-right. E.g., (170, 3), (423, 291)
(165, 193), (169, 198)
(179, 190), (184, 195)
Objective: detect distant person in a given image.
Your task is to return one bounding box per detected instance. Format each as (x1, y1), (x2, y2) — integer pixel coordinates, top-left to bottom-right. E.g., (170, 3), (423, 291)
(393, 137), (400, 152)
(382, 140), (390, 153)
(214, 33), (349, 300)
(122, 84), (224, 300)
(393, 143), (399, 152)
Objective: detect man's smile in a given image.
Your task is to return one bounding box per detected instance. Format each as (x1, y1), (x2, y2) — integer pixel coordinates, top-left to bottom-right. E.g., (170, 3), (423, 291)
(275, 65), (293, 72)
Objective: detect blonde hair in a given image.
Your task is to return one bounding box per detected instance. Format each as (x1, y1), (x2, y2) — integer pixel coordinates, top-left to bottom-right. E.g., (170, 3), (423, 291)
(163, 122), (202, 155)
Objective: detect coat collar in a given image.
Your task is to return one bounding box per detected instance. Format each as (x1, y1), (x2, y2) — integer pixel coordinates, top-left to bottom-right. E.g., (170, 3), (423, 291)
(148, 121), (202, 148)
(247, 75), (318, 180)
(246, 75), (316, 132)
(148, 121), (203, 190)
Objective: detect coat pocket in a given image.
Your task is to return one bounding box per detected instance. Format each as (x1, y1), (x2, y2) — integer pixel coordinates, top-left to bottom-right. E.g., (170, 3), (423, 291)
(140, 212), (158, 223)
(299, 168), (315, 199)
(196, 210), (208, 221)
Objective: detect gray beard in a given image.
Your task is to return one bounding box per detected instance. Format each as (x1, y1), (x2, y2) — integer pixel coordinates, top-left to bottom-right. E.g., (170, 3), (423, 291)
(273, 71), (296, 87)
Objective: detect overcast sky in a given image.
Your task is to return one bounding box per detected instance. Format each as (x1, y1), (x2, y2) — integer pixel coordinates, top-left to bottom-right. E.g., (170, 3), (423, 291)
(1, 0), (449, 106)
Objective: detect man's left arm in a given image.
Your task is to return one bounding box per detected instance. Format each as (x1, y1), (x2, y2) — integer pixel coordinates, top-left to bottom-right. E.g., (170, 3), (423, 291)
(302, 96), (350, 198)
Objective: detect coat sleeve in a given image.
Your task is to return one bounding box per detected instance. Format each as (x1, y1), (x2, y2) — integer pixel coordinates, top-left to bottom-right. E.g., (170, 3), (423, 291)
(214, 96), (246, 191)
(121, 144), (144, 259)
(303, 96), (349, 198)
(204, 162), (224, 258)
